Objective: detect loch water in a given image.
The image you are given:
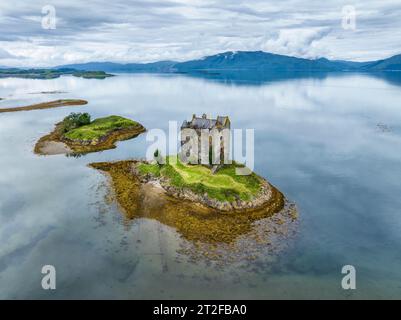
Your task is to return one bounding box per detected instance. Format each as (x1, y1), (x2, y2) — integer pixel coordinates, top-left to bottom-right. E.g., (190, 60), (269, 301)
(1, 72), (401, 299)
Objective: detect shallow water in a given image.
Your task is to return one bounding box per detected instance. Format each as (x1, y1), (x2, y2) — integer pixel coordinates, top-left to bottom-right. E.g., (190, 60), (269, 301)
(1, 72), (401, 299)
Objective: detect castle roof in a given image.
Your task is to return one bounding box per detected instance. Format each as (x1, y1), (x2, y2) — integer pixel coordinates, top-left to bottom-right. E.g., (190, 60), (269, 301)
(181, 114), (230, 130)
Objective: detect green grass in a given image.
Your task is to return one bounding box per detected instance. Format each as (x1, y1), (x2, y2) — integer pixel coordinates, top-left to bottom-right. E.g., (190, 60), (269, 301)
(138, 162), (161, 176)
(63, 115), (139, 141)
(138, 156), (262, 202)
(72, 71), (113, 79)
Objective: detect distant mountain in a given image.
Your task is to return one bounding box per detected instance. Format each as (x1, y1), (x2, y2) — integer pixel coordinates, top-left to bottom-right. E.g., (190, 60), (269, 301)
(57, 61), (177, 73)
(177, 51), (401, 72)
(331, 60), (373, 68)
(3, 51), (401, 78)
(59, 51), (356, 73)
(359, 54), (401, 71)
(174, 51), (356, 72)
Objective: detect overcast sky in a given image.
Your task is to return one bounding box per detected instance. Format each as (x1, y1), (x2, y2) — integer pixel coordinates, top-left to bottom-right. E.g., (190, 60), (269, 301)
(0, 0), (400, 67)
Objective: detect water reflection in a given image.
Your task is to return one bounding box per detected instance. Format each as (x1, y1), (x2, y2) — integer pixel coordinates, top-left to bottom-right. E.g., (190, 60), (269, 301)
(172, 69), (401, 88)
(175, 70), (331, 86)
(1, 72), (401, 299)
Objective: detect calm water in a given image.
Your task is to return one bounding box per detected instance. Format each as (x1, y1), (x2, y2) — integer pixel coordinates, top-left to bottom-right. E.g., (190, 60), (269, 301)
(1, 72), (401, 299)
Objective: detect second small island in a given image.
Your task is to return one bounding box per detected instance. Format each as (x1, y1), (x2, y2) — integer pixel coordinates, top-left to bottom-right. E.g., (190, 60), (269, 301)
(35, 112), (146, 155)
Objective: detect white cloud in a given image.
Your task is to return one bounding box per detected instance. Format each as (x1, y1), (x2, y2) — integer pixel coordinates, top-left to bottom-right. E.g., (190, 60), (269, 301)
(0, 0), (400, 67)
(260, 28), (332, 58)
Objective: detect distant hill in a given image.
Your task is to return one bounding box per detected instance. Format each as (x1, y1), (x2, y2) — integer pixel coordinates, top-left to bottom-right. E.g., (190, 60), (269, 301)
(174, 51), (400, 72)
(59, 51), (401, 73)
(58, 51), (356, 73)
(3, 51), (401, 78)
(359, 54), (401, 71)
(174, 51), (356, 72)
(57, 61), (177, 73)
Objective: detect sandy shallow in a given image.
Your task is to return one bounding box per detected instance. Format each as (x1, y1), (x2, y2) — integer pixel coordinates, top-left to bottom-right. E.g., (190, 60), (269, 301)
(0, 99), (87, 113)
(37, 140), (72, 155)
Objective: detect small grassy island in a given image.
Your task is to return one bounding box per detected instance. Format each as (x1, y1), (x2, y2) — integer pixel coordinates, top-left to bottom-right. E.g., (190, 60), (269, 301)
(0, 99), (87, 113)
(35, 113), (146, 155)
(89, 158), (295, 245)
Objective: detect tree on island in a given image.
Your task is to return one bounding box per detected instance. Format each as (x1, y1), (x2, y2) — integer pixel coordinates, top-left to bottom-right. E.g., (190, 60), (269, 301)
(61, 112), (91, 132)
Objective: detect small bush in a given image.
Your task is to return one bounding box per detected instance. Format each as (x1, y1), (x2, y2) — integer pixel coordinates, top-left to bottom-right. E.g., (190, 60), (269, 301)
(61, 112), (91, 132)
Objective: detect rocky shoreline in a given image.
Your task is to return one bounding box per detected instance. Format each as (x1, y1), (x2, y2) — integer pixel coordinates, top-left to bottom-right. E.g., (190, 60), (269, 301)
(35, 122), (146, 155)
(132, 161), (283, 212)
